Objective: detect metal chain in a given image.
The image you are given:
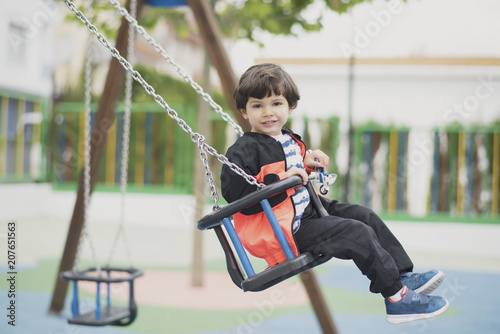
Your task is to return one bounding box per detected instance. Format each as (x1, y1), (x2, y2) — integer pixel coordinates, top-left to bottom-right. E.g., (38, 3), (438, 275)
(107, 0), (244, 137)
(196, 135), (219, 209)
(106, 0), (137, 268)
(63, 0), (264, 190)
(106, 0), (263, 198)
(73, 0), (102, 275)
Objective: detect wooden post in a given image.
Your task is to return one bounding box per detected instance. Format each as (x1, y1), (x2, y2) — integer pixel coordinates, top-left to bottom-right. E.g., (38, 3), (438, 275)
(49, 0), (145, 314)
(191, 50), (211, 287)
(185, 0), (250, 133)
(300, 271), (339, 334)
(186, 1), (338, 333)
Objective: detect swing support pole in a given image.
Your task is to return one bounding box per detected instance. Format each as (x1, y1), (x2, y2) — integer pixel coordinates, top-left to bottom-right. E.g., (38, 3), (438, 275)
(185, 1), (338, 333)
(185, 0), (250, 133)
(49, 0), (146, 314)
(300, 271), (339, 334)
(51, 1), (337, 332)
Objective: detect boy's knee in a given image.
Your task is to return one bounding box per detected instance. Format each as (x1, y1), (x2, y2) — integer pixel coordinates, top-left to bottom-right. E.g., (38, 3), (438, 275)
(351, 205), (383, 227)
(309, 219), (377, 257)
(353, 204), (375, 219)
(332, 218), (377, 244)
(341, 219), (379, 246)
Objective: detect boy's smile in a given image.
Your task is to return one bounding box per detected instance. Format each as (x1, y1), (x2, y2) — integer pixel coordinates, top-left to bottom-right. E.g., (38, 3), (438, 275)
(241, 93), (292, 136)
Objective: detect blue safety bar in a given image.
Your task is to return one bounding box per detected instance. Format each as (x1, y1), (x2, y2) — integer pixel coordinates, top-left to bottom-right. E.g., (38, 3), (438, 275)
(222, 218), (255, 277)
(96, 282), (101, 320)
(220, 198), (295, 278)
(260, 199), (295, 260)
(107, 271), (111, 310)
(72, 280), (78, 318)
(61, 267), (143, 326)
(197, 176), (333, 292)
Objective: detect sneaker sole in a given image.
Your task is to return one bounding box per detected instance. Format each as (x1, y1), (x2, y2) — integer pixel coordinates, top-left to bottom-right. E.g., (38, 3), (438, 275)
(415, 270), (445, 295)
(386, 300), (449, 324)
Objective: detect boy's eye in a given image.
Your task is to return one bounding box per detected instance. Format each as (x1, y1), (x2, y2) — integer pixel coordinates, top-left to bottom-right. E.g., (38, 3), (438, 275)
(252, 104), (262, 108)
(273, 102), (282, 106)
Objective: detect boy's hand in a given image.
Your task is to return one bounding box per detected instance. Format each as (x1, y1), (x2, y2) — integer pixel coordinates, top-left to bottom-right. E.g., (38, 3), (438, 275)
(305, 150), (330, 169)
(286, 167), (308, 185)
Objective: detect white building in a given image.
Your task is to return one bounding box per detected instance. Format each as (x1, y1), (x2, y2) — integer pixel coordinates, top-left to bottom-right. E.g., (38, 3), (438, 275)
(1, 0), (498, 217)
(0, 0), (60, 182)
(0, 0), (59, 97)
(53, 2), (207, 99)
(228, 0), (500, 216)
(230, 0), (500, 130)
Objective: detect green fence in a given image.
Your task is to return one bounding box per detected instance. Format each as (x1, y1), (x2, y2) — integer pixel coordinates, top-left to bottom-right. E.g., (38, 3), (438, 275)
(351, 124), (410, 213)
(429, 126), (500, 217)
(51, 102), (228, 194)
(0, 90), (48, 183)
(352, 124), (500, 219)
(50, 105), (340, 196)
(6, 95), (498, 220)
(300, 117), (341, 199)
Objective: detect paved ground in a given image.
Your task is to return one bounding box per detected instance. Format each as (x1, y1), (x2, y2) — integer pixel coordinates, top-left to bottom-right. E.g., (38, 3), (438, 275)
(0, 184), (499, 334)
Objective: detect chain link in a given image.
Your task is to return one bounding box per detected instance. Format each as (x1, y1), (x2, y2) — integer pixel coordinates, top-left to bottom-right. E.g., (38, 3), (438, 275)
(106, 0), (137, 268)
(196, 136), (219, 208)
(107, 0), (244, 137)
(63, 0), (264, 191)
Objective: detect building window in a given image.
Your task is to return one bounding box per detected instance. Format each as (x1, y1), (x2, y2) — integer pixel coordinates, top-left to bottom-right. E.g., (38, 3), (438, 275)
(7, 21), (27, 64)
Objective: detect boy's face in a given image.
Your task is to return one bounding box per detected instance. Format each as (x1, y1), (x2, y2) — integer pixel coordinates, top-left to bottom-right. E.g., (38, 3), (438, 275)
(241, 93), (292, 136)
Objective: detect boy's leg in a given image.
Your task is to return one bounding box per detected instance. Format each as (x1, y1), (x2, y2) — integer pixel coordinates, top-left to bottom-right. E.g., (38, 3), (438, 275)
(295, 214), (403, 297)
(322, 200), (414, 274)
(296, 202), (449, 323)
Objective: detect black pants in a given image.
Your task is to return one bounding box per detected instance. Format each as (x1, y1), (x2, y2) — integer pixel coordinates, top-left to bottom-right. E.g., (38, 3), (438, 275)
(294, 198), (413, 297)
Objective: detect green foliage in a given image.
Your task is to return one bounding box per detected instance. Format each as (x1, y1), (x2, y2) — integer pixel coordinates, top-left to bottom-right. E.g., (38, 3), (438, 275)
(215, 0), (402, 45)
(59, 60), (230, 110)
(125, 64), (230, 110)
(58, 63), (90, 102)
(65, 0), (190, 40)
(326, 0), (379, 14)
(128, 64), (198, 103)
(65, 0), (391, 46)
(217, 0), (322, 44)
(139, 5), (191, 38)
(65, 0), (124, 40)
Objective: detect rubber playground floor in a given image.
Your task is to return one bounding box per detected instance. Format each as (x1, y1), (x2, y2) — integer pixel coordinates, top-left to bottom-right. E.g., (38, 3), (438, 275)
(0, 223), (500, 334)
(1, 214), (500, 334)
(2, 262), (500, 334)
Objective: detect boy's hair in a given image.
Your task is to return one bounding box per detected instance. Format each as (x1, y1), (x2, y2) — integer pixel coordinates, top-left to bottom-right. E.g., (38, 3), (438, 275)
(233, 63), (300, 111)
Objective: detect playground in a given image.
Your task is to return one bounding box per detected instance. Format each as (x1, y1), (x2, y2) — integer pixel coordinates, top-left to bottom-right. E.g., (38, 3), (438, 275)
(1, 0), (500, 333)
(1, 184), (500, 333)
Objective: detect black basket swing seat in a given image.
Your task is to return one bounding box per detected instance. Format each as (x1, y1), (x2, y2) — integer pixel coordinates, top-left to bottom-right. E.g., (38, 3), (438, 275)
(197, 175), (332, 292)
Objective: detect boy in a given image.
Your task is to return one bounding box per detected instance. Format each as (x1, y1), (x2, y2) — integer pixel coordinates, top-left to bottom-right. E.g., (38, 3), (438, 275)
(221, 63), (449, 324)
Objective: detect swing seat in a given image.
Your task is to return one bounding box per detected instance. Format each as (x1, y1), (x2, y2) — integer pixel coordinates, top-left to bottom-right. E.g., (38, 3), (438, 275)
(61, 267), (143, 326)
(198, 176), (332, 292)
(68, 305), (133, 326)
(241, 251), (330, 292)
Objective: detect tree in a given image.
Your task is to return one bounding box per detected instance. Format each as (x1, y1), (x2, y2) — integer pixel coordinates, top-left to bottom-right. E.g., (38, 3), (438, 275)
(67, 0), (190, 38)
(68, 0), (387, 49)
(215, 0), (386, 45)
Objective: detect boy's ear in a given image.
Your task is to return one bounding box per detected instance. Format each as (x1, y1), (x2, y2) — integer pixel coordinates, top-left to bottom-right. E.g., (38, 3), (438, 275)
(240, 108), (248, 119)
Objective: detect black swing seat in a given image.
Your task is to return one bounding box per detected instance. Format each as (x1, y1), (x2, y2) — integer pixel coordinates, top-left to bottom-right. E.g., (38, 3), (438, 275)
(61, 267), (143, 326)
(67, 305), (133, 327)
(241, 251), (331, 292)
(198, 175), (332, 292)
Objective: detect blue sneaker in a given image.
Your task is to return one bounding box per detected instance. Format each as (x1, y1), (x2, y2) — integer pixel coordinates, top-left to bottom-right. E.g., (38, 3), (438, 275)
(400, 270), (445, 295)
(386, 286), (449, 324)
